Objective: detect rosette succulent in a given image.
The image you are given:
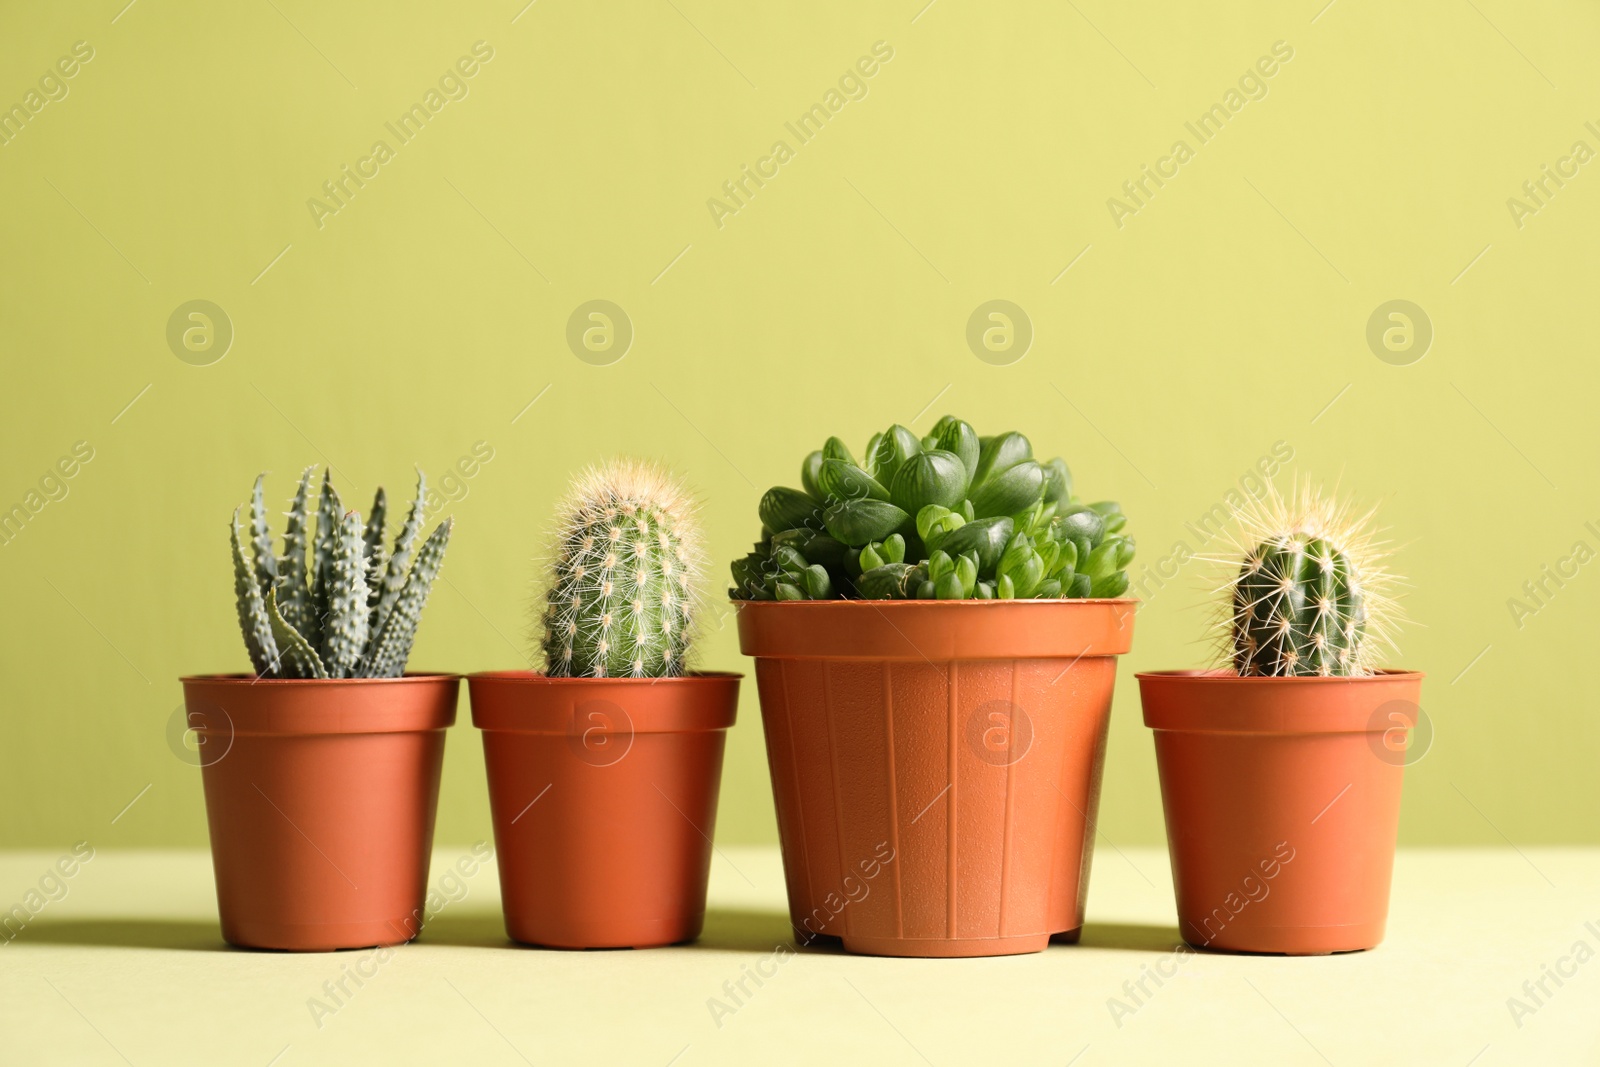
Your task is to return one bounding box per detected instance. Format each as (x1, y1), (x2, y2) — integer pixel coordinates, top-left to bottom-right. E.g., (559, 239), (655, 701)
(730, 416), (1134, 601)
(231, 467), (452, 678)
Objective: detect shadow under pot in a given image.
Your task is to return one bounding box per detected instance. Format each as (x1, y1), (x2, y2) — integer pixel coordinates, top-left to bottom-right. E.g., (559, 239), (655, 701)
(180, 673), (459, 952)
(467, 671), (740, 949)
(737, 598), (1136, 958)
(1138, 669), (1424, 955)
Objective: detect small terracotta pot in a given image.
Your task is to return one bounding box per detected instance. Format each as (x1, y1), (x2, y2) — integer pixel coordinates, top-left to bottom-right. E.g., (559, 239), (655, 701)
(467, 671), (739, 949)
(180, 673), (458, 952)
(737, 599), (1136, 958)
(1138, 669), (1424, 955)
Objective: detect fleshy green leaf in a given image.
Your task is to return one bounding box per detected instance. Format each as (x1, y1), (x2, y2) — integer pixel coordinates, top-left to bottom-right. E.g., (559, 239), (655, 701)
(265, 587), (328, 679)
(231, 508), (278, 675)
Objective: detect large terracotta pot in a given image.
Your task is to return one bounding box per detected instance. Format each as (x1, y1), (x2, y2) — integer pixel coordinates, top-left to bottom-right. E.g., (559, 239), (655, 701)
(737, 599), (1136, 958)
(1138, 669), (1424, 955)
(468, 671), (739, 949)
(180, 673), (458, 952)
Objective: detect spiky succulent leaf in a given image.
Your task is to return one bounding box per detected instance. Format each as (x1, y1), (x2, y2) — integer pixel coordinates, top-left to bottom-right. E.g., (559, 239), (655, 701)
(542, 462), (701, 678)
(371, 471), (425, 640)
(248, 475), (279, 589)
(265, 587), (328, 679)
(310, 470), (342, 646)
(362, 518), (452, 678)
(276, 466), (317, 640)
(319, 511), (369, 678)
(363, 486), (388, 604)
(231, 508), (278, 675)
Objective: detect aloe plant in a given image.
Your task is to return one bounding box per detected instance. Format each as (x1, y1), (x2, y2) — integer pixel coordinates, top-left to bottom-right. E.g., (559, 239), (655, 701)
(231, 468), (452, 678)
(730, 416), (1134, 601)
(539, 459), (704, 677)
(1220, 485), (1398, 677)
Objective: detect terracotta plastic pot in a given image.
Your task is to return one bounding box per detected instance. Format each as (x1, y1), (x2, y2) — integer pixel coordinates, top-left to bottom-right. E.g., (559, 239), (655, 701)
(180, 673), (458, 952)
(1138, 669), (1424, 955)
(737, 599), (1136, 958)
(468, 671), (739, 949)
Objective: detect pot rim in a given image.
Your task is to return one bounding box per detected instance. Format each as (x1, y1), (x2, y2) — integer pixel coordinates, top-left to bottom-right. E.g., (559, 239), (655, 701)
(467, 670), (740, 734)
(179, 672), (460, 686)
(179, 673), (459, 736)
(465, 669), (743, 685)
(1137, 668), (1424, 735)
(1136, 668), (1424, 684)
(732, 597), (1139, 609)
(736, 597), (1138, 660)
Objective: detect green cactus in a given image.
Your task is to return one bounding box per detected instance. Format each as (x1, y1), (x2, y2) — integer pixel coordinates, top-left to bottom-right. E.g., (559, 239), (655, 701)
(1232, 534), (1364, 677)
(1223, 487), (1395, 678)
(541, 459), (702, 678)
(229, 468), (450, 679)
(731, 415), (1134, 602)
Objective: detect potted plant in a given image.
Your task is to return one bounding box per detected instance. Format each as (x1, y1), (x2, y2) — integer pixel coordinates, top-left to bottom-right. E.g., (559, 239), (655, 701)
(731, 416), (1137, 958)
(468, 460), (740, 949)
(1137, 485), (1421, 954)
(181, 468), (456, 951)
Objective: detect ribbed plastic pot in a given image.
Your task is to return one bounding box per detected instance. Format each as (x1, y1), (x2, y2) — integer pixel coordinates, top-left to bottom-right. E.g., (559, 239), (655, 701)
(468, 671), (739, 949)
(737, 599), (1137, 958)
(1138, 669), (1424, 955)
(180, 673), (458, 952)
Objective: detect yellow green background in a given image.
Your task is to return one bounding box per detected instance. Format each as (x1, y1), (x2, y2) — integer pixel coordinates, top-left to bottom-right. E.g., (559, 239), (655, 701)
(2, 0), (1595, 850)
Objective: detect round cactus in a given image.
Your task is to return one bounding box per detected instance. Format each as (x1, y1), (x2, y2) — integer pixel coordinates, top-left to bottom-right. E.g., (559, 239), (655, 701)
(541, 460), (703, 678)
(1220, 485), (1397, 678)
(1232, 533), (1367, 676)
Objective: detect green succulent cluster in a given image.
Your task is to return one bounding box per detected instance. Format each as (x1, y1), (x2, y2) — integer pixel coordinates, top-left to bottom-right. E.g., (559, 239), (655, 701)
(730, 416), (1134, 601)
(231, 467), (452, 679)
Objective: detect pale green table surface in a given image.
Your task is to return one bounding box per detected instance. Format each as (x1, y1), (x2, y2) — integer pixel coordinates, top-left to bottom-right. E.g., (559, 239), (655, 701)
(1, 846), (1595, 1066)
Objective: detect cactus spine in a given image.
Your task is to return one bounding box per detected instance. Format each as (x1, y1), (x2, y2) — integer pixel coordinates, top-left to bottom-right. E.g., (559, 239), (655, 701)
(541, 460), (702, 678)
(1220, 485), (1397, 678)
(229, 468), (451, 679)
